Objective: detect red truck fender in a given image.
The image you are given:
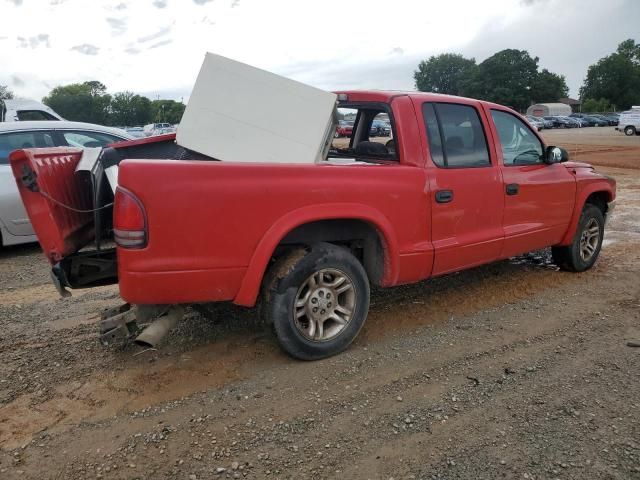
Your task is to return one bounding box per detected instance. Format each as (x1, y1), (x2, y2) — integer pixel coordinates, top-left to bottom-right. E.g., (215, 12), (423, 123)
(233, 203), (400, 307)
(558, 182), (615, 246)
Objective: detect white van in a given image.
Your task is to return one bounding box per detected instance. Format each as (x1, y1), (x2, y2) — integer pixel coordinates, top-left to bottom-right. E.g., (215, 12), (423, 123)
(616, 106), (640, 136)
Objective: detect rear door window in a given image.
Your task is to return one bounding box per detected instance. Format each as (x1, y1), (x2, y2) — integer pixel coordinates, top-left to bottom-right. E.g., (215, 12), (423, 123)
(422, 103), (490, 168)
(60, 130), (124, 148)
(0, 131), (56, 164)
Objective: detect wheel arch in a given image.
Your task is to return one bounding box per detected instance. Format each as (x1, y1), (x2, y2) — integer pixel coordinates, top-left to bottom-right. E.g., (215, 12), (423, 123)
(559, 184), (614, 246)
(584, 190), (610, 213)
(233, 203), (399, 307)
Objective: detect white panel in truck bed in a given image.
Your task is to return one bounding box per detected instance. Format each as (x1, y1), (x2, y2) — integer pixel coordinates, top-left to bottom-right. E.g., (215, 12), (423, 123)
(177, 53), (338, 164)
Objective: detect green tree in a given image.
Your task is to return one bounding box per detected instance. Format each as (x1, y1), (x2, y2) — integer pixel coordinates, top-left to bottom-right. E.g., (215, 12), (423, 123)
(0, 84), (14, 100)
(414, 53), (477, 95)
(580, 39), (640, 110)
(150, 99), (186, 124)
(43, 81), (111, 124)
(462, 49), (539, 111)
(531, 69), (569, 103)
(110, 91), (152, 126)
(581, 98), (612, 113)
(615, 38), (640, 65)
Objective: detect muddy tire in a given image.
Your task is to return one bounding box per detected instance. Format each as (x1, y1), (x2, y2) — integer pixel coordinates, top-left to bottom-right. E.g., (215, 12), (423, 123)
(264, 243), (370, 360)
(552, 204), (604, 272)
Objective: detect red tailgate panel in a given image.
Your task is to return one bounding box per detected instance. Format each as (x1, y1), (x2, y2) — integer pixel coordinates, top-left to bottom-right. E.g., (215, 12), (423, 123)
(10, 148), (94, 263)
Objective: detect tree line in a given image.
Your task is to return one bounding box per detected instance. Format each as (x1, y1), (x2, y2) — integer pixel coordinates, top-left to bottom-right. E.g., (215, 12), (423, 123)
(2, 39), (639, 121)
(0, 81), (185, 126)
(414, 39), (640, 112)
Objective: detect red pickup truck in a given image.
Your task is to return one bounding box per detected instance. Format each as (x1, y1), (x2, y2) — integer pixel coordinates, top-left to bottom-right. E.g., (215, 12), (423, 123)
(10, 91), (616, 360)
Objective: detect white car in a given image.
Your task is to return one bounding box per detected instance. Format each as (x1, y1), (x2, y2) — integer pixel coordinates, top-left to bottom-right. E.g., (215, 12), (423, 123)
(616, 107), (640, 136)
(0, 98), (64, 122)
(0, 121), (132, 247)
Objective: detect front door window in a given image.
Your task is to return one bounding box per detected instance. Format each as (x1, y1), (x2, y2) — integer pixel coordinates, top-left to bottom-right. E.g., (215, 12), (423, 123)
(490, 110), (543, 166)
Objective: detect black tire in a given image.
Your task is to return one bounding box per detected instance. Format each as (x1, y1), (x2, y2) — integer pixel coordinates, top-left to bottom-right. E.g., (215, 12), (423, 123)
(263, 242), (370, 360)
(624, 126), (636, 136)
(552, 204), (605, 272)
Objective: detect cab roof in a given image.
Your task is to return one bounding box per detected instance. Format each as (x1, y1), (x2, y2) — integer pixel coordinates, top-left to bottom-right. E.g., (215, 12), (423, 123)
(333, 90), (517, 113)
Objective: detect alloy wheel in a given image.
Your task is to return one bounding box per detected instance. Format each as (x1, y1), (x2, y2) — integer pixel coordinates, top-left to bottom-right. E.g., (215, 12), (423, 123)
(293, 268), (356, 342)
(579, 218), (600, 262)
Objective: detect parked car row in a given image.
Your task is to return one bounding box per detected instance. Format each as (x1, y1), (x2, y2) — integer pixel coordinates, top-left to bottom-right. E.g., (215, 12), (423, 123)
(113, 124), (178, 138)
(570, 113), (619, 126)
(370, 119), (391, 137)
(525, 113), (620, 130)
(335, 119), (392, 138)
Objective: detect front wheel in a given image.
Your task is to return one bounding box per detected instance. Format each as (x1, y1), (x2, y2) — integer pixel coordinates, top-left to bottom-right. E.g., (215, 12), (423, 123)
(263, 243), (370, 360)
(624, 126), (636, 136)
(552, 204), (605, 272)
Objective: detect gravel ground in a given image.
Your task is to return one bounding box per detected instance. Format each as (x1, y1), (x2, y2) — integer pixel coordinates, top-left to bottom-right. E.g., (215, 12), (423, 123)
(0, 130), (638, 479)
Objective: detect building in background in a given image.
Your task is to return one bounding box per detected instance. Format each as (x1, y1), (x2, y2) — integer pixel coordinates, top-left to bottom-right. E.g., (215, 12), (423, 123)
(558, 97), (582, 113)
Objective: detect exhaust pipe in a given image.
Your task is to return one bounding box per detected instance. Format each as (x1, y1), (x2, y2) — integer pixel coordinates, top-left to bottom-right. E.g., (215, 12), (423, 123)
(135, 305), (184, 348)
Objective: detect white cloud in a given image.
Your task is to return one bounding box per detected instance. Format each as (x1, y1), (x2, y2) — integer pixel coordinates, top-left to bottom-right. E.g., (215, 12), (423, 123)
(71, 43), (100, 55)
(137, 25), (172, 43)
(0, 0), (637, 102)
(106, 17), (128, 36)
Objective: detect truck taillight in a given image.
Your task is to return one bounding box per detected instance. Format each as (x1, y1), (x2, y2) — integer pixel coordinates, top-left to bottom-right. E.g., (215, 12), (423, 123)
(113, 187), (147, 248)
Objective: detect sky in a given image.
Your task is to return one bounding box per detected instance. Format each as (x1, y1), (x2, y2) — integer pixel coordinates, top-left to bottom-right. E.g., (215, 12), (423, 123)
(1, 0), (638, 102)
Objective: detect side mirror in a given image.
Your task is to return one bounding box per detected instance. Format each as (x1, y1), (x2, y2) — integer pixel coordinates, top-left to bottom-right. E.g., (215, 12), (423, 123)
(545, 146), (569, 164)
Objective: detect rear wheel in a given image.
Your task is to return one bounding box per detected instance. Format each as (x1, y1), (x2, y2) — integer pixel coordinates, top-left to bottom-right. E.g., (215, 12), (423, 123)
(552, 204), (604, 272)
(263, 243), (370, 360)
(624, 125), (636, 136)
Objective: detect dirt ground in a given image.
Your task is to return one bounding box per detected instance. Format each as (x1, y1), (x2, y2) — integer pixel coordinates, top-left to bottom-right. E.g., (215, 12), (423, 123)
(0, 128), (639, 479)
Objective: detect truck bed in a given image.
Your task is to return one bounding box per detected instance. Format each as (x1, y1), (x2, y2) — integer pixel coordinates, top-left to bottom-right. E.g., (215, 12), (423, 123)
(9, 135), (212, 293)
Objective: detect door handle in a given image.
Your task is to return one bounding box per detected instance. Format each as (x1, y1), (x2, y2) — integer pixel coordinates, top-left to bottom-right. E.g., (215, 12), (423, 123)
(506, 183), (519, 195)
(435, 190), (453, 203)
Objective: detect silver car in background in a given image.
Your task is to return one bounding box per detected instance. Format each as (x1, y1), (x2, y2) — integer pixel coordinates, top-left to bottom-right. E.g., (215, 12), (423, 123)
(525, 115), (544, 131)
(0, 121), (132, 247)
